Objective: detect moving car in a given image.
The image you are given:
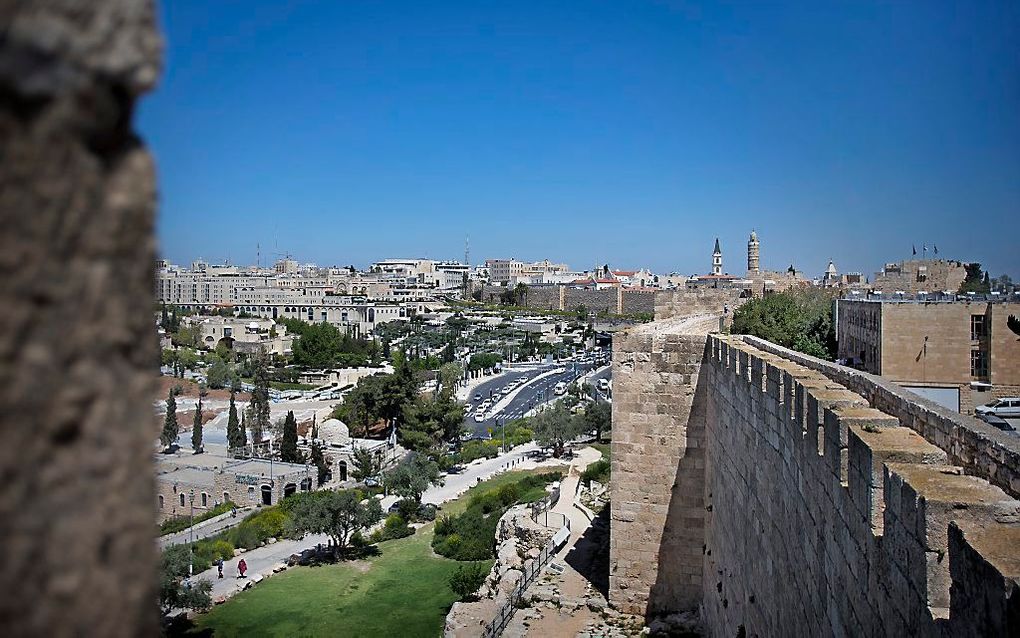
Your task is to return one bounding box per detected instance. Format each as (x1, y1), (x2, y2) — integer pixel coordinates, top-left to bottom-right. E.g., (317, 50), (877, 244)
(474, 411), (486, 423)
(474, 393), (482, 401)
(554, 382), (567, 396)
(976, 398), (1020, 419)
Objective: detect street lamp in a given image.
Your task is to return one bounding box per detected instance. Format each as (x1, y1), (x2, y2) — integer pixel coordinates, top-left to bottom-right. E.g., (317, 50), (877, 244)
(188, 489), (195, 578)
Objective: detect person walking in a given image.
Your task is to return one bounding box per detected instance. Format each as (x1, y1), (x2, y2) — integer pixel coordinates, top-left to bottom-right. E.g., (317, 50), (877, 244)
(237, 558), (247, 579)
(216, 558), (224, 579)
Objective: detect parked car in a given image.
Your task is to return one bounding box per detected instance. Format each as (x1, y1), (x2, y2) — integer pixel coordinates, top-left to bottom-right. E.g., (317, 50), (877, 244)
(977, 413), (1019, 436)
(474, 393), (482, 401)
(975, 398), (1020, 419)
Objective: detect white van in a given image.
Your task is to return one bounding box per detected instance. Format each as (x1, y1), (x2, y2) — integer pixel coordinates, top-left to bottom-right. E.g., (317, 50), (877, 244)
(554, 382), (567, 396)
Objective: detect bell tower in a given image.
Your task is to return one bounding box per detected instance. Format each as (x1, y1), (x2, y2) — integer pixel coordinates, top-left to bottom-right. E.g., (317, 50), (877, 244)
(712, 238), (722, 276)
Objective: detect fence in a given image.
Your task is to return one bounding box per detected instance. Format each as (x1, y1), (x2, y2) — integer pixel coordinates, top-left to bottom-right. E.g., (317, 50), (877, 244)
(481, 489), (571, 638)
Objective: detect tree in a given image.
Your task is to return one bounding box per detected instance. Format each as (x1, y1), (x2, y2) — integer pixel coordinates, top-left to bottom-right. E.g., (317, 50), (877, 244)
(959, 263), (991, 294)
(731, 289), (836, 360)
(400, 396), (465, 452)
(226, 389), (241, 451)
(992, 274), (1014, 294)
(191, 385), (205, 453)
(280, 410), (301, 463)
(386, 453), (442, 503)
(514, 282), (529, 306)
(239, 411), (248, 450)
(159, 545), (212, 616)
(309, 441), (329, 486)
(351, 446), (380, 482)
(449, 562), (487, 601)
(288, 489), (383, 552)
(575, 304), (589, 323)
(177, 347), (199, 372)
(583, 399), (612, 443)
(246, 355), (272, 445)
(161, 389), (179, 451)
(437, 362), (463, 399)
(171, 325), (200, 348)
(531, 403), (582, 457)
(206, 356), (233, 389)
(293, 321), (344, 368)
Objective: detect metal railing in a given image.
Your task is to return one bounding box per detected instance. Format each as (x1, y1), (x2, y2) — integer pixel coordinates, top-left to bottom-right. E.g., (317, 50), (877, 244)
(481, 488), (571, 638)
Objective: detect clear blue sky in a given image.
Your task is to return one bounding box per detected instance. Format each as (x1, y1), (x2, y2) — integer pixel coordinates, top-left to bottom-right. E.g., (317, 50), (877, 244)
(140, 0), (1019, 278)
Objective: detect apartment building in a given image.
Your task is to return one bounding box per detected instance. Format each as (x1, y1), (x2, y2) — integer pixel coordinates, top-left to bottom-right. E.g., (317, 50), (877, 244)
(836, 298), (1020, 413)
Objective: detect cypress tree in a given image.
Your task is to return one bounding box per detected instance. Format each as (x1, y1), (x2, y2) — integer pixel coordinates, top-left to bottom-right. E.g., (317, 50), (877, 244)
(240, 411), (248, 450)
(161, 389), (179, 451)
(191, 392), (203, 453)
(226, 389), (240, 451)
(280, 410), (300, 463)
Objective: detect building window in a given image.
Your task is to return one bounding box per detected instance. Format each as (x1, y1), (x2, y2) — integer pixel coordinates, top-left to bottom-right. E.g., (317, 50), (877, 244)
(248, 486), (256, 502)
(971, 350), (989, 378)
(970, 315), (988, 340)
(201, 492), (208, 507)
(179, 493), (185, 507)
(158, 495), (164, 510)
(224, 491), (231, 504)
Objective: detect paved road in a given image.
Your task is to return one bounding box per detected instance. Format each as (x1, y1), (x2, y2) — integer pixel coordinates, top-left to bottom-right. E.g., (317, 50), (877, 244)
(464, 357), (609, 437)
(194, 442), (547, 600)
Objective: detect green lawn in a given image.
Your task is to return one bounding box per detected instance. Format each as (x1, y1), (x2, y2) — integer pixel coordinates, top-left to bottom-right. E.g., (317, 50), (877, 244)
(191, 469), (562, 637)
(592, 442), (611, 460)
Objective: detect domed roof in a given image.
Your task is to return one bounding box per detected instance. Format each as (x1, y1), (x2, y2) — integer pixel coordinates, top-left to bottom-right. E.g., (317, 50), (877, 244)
(318, 418), (350, 446)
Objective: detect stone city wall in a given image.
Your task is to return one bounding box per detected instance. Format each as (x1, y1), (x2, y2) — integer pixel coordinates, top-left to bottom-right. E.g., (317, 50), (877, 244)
(610, 323), (710, 616)
(743, 335), (1020, 499)
(654, 288), (747, 321)
(610, 326), (1020, 636)
(478, 285), (655, 316)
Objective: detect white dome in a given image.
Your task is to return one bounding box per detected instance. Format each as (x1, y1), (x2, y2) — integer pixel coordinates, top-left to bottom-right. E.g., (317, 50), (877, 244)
(318, 418), (350, 446)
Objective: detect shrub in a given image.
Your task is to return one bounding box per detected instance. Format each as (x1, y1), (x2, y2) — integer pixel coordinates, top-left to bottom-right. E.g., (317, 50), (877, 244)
(227, 505), (289, 550)
(434, 472), (562, 561)
(449, 562), (488, 601)
(580, 459), (610, 486)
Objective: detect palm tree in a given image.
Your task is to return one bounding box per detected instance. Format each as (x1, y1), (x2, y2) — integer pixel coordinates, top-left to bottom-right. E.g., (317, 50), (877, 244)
(514, 282), (528, 306)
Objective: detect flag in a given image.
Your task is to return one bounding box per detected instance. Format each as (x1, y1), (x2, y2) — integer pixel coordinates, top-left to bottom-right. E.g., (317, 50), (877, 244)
(912, 245), (916, 256)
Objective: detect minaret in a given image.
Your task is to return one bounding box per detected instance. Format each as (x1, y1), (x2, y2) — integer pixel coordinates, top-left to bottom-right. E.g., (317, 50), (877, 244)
(712, 238), (722, 275)
(747, 230), (760, 274)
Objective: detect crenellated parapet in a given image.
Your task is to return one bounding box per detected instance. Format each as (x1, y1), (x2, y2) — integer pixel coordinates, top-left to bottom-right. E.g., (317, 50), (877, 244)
(611, 326), (1020, 636)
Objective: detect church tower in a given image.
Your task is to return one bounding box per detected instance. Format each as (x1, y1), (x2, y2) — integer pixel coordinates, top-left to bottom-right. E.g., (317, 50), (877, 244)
(747, 230), (760, 274)
(712, 238), (722, 275)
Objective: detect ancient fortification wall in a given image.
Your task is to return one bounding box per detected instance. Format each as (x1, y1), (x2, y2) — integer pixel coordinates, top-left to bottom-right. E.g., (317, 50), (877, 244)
(611, 326), (1020, 636)
(478, 285), (655, 316)
(0, 1), (163, 634)
(654, 288), (747, 321)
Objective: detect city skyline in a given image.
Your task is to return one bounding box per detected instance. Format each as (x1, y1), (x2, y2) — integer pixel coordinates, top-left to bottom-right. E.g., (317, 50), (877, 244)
(141, 1), (1019, 277)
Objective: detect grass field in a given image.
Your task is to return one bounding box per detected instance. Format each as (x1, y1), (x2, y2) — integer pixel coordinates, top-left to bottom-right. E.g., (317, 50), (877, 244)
(190, 468), (563, 637)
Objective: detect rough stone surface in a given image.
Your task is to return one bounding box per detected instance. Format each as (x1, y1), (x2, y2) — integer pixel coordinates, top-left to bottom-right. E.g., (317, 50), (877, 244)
(610, 327), (1020, 636)
(0, 1), (162, 635)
